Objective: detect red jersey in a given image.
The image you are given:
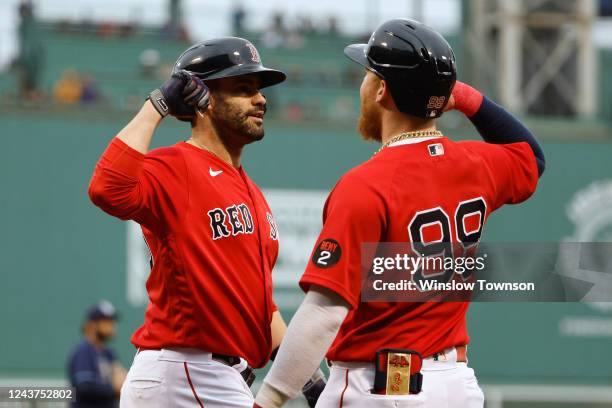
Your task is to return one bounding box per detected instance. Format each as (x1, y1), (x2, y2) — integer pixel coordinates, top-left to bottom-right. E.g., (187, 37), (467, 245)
(89, 138), (279, 368)
(300, 137), (538, 361)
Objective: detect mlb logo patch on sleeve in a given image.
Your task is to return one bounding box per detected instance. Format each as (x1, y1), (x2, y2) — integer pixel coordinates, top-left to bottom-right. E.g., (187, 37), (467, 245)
(428, 143), (445, 157)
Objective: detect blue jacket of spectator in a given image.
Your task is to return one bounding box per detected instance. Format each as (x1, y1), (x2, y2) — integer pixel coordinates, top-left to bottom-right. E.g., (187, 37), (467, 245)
(67, 338), (118, 408)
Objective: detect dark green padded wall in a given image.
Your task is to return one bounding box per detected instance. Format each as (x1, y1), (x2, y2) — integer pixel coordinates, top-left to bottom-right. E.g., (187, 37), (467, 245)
(1, 112), (611, 383)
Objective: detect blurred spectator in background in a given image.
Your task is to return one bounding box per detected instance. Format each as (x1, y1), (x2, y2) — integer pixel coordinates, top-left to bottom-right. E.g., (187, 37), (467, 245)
(262, 12), (286, 48)
(297, 15), (315, 35)
(285, 28), (305, 49)
(15, 0), (44, 102)
(342, 66), (363, 87)
(67, 300), (126, 408)
(287, 66), (303, 86)
(162, 0), (189, 40)
(139, 49), (161, 78)
(327, 16), (339, 36)
(98, 22), (120, 38)
(231, 2), (246, 35)
(80, 74), (101, 103)
(332, 96), (356, 119)
(79, 18), (95, 35)
(601, 0), (612, 16)
(168, 0), (181, 30)
(283, 100), (303, 122)
(119, 21), (137, 38)
(53, 70), (83, 104)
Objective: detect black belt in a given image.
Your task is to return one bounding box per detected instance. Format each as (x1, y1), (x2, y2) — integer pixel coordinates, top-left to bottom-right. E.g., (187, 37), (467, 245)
(212, 354), (256, 387)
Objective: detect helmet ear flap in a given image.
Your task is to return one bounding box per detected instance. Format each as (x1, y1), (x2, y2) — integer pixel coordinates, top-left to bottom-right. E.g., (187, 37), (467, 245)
(433, 52), (456, 77)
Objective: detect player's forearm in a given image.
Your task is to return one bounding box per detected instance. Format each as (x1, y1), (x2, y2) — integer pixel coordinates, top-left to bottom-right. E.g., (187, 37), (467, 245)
(88, 139), (147, 219)
(453, 82), (546, 176)
(469, 97), (545, 176)
(88, 102), (163, 217)
(112, 362), (127, 394)
(255, 287), (349, 408)
(116, 100), (163, 154)
(270, 310), (287, 352)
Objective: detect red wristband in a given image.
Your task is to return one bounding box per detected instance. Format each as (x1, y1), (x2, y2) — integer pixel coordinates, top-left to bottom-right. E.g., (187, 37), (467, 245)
(452, 81), (484, 117)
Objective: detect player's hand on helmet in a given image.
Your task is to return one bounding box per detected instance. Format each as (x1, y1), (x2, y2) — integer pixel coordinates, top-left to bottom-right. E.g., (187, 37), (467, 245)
(447, 81), (484, 117)
(148, 70), (209, 120)
(182, 74), (210, 112)
(445, 80), (469, 112)
(444, 93), (456, 112)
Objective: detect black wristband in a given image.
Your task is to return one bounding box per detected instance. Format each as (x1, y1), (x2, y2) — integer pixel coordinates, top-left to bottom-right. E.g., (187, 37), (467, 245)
(148, 89), (169, 118)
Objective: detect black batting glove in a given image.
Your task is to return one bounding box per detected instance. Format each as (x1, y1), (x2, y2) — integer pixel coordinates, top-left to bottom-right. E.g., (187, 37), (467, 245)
(148, 70), (209, 120)
(182, 74), (210, 112)
(302, 368), (326, 408)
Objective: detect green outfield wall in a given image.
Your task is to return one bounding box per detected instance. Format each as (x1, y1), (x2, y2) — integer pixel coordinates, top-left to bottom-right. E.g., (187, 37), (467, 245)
(1, 112), (611, 387)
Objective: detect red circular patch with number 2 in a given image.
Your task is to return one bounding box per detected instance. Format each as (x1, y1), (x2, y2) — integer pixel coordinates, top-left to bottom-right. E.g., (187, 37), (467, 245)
(312, 238), (342, 268)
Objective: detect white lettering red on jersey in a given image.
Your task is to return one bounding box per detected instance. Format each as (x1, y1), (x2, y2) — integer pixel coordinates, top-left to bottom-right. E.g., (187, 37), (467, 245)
(89, 139), (278, 368)
(300, 137), (538, 361)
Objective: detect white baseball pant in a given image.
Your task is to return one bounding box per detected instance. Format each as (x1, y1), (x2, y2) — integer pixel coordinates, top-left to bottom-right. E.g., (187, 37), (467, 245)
(315, 347), (484, 408)
(120, 348), (253, 408)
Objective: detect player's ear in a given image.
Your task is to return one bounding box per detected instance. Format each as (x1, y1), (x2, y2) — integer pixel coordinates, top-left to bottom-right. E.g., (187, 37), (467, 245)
(377, 79), (399, 111)
(206, 92), (215, 112)
(193, 93), (213, 125)
(375, 79), (387, 104)
(202, 80), (218, 112)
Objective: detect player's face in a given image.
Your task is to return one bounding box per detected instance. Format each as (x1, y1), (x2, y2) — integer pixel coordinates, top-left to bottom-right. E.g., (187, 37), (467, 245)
(95, 319), (117, 343)
(358, 70), (383, 142)
(207, 74), (267, 144)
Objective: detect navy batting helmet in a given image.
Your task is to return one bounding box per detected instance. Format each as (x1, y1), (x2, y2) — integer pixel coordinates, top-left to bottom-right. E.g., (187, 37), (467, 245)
(344, 19), (456, 119)
(173, 37), (286, 88)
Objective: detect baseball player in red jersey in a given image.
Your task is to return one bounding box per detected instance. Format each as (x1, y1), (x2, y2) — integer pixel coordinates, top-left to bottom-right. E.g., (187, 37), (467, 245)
(88, 38), (329, 408)
(254, 20), (545, 408)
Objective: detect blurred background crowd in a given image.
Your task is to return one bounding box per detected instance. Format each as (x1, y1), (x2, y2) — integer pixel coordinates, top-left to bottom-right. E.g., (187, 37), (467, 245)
(2, 0), (611, 123)
(2, 0), (386, 120)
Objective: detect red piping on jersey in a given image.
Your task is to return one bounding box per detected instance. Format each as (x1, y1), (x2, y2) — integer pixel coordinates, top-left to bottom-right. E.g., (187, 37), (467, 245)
(339, 368), (349, 408)
(184, 362), (205, 407)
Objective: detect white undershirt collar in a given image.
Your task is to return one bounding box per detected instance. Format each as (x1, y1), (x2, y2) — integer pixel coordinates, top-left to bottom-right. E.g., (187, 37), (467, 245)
(386, 136), (442, 148)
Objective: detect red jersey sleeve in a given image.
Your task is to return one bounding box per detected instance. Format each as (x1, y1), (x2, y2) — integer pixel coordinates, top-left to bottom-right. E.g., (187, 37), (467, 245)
(468, 141), (539, 210)
(299, 174), (387, 308)
(88, 138), (187, 231)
